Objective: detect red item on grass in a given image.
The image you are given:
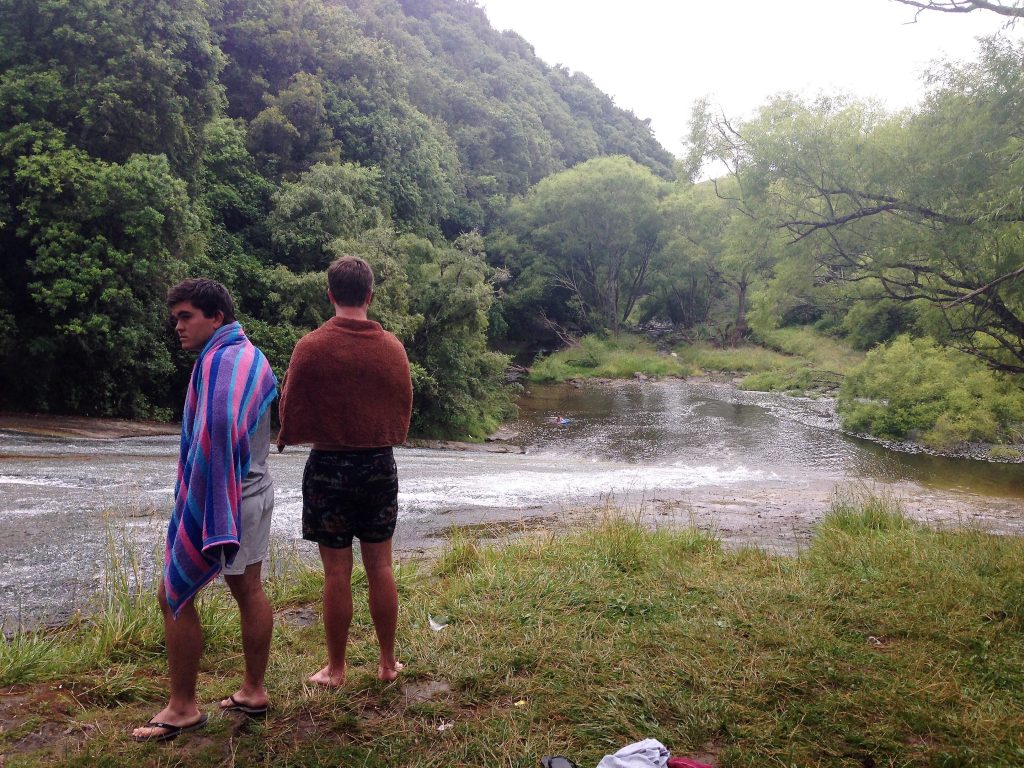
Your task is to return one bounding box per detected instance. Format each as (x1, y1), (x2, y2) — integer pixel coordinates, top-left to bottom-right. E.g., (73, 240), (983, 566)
(667, 757), (714, 768)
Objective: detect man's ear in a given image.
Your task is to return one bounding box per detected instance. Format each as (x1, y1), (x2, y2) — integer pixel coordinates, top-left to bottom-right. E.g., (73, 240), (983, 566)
(213, 310), (226, 328)
(327, 289), (337, 306)
(366, 289), (374, 307)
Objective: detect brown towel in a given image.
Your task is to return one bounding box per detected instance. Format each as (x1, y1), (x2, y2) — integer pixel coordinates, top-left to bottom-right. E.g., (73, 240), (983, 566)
(278, 317), (412, 449)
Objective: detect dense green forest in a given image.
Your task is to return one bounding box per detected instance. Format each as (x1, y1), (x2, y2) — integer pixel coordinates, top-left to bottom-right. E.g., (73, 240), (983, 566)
(2, 0), (1023, 448)
(0, 0), (671, 435)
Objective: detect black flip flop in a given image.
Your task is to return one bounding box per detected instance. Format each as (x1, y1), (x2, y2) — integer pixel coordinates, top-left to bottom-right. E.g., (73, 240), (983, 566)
(133, 712), (209, 743)
(220, 694), (268, 716)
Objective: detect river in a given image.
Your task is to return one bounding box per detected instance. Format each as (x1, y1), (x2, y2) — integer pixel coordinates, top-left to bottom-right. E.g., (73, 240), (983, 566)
(3, 379), (1023, 628)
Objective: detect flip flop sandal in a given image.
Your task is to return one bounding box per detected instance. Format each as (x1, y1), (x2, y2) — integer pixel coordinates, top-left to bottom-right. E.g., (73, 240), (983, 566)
(220, 694), (268, 716)
(133, 712), (209, 743)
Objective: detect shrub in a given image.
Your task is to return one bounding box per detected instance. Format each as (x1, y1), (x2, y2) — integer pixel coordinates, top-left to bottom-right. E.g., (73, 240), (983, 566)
(838, 335), (1024, 448)
(840, 298), (919, 350)
(988, 445), (1022, 461)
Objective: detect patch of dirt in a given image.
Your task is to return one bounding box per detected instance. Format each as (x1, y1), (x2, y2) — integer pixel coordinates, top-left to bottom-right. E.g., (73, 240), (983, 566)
(426, 515), (552, 540)
(3, 716), (93, 759)
(681, 738), (723, 767)
(275, 606), (318, 628)
(0, 695), (31, 737)
(867, 635), (896, 651)
(401, 679), (451, 706)
(0, 686), (93, 759)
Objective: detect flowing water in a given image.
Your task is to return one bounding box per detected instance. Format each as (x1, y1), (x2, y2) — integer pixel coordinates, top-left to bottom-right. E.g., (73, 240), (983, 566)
(3, 379), (1023, 627)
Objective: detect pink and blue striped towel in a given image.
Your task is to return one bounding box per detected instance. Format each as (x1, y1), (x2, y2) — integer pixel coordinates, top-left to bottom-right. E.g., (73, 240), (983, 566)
(164, 322), (277, 617)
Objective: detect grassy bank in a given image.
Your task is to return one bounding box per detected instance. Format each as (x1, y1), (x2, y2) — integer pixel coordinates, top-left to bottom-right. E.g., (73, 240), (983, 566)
(527, 328), (863, 396)
(3, 498), (1024, 766)
(528, 334), (695, 382)
(675, 328), (864, 396)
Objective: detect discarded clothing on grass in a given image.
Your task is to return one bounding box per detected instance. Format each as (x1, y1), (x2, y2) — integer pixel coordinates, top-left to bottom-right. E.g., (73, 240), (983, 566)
(596, 738), (670, 768)
(165, 322), (277, 617)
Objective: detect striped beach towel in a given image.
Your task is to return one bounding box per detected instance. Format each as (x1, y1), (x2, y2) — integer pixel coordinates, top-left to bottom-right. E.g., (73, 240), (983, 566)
(164, 322), (278, 617)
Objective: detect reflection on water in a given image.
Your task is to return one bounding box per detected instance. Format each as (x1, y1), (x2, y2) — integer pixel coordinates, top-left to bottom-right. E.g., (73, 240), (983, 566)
(2, 379), (1023, 626)
(517, 381), (1024, 497)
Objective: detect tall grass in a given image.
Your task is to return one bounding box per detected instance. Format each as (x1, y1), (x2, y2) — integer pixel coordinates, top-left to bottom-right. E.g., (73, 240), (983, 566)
(668, 327), (862, 395)
(755, 326), (864, 375)
(530, 334), (694, 382)
(673, 343), (793, 373)
(5, 497), (1024, 767)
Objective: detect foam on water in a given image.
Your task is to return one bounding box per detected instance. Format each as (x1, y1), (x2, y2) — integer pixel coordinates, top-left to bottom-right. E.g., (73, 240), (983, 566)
(397, 460), (764, 512)
(0, 474), (87, 488)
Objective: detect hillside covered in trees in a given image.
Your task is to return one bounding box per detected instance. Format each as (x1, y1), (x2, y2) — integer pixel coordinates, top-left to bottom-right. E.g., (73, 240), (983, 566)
(4, 0), (1024, 452)
(0, 0), (672, 435)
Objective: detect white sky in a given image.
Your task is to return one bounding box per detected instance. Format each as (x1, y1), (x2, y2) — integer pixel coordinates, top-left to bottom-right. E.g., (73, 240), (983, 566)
(480, 0), (1021, 156)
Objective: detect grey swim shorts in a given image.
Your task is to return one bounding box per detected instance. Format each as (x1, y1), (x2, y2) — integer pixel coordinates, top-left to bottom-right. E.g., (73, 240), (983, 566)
(222, 481), (274, 576)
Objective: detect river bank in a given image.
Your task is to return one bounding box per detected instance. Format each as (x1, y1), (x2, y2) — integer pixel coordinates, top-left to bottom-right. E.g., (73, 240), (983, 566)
(0, 412), (179, 440)
(3, 375), (1021, 464)
(4, 378), (1024, 629)
(2, 502), (1022, 766)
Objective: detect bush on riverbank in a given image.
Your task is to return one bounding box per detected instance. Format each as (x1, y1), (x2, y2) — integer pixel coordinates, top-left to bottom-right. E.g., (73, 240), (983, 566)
(3, 497), (1024, 766)
(839, 335), (1024, 448)
(528, 334), (694, 382)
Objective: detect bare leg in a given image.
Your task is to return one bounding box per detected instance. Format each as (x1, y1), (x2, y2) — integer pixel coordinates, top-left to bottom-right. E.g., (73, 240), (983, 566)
(220, 561), (272, 710)
(132, 583), (205, 739)
(308, 544), (353, 686)
(361, 539), (402, 681)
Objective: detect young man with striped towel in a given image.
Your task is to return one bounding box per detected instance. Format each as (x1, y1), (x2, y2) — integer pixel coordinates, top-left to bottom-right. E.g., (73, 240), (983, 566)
(133, 279), (278, 742)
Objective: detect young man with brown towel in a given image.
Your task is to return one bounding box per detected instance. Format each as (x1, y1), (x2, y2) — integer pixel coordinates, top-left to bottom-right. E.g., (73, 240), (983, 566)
(277, 255), (413, 685)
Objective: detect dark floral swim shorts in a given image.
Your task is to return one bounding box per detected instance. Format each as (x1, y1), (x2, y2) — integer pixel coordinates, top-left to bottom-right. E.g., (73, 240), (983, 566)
(301, 447), (399, 548)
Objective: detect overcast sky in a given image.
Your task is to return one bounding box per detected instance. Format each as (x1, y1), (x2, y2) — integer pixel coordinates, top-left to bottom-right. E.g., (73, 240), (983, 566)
(480, 0), (1020, 155)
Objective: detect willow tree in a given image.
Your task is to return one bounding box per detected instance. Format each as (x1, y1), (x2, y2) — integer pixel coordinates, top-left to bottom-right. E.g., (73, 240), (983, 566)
(690, 37), (1024, 369)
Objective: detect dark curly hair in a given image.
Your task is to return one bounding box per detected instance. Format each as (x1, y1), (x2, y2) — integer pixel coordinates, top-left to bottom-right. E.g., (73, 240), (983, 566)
(166, 278), (236, 323)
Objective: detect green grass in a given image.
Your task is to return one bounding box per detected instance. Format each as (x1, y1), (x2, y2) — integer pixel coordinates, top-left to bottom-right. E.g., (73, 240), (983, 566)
(989, 445), (1022, 461)
(673, 343), (793, 374)
(528, 328), (862, 395)
(756, 326), (864, 375)
(4, 499), (1024, 766)
(670, 327), (862, 395)
(529, 334), (695, 383)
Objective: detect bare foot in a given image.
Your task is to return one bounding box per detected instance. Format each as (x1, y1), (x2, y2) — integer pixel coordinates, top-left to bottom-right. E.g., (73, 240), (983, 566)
(377, 660), (404, 681)
(308, 663), (346, 687)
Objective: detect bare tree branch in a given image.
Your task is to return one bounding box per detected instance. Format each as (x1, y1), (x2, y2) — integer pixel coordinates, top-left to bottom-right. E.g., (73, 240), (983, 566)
(946, 262), (1024, 305)
(892, 0), (1024, 18)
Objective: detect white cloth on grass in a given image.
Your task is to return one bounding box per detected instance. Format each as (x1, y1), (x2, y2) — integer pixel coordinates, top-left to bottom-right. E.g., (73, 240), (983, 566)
(596, 738), (670, 768)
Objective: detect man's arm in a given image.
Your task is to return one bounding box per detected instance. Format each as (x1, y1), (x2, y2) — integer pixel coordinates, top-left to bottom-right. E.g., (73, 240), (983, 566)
(275, 339), (306, 451)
